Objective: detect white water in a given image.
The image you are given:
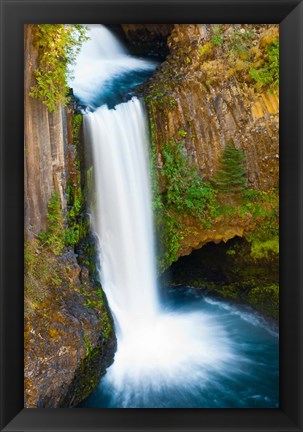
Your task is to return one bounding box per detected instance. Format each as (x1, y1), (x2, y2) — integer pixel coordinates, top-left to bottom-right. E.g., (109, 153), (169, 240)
(71, 25), (156, 110)
(72, 25), (278, 408)
(84, 99), (159, 332)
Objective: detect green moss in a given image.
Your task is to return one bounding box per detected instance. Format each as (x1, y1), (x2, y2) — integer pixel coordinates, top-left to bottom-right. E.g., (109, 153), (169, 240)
(81, 286), (113, 341)
(251, 238), (279, 259)
(247, 284), (279, 321)
(83, 333), (93, 357)
(177, 129), (188, 138)
(73, 113), (83, 148)
(218, 285), (239, 300)
(61, 326), (115, 407)
(169, 237), (279, 321)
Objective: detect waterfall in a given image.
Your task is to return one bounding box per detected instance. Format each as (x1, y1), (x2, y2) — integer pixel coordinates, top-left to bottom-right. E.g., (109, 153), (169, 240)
(71, 25), (279, 409)
(84, 98), (159, 335)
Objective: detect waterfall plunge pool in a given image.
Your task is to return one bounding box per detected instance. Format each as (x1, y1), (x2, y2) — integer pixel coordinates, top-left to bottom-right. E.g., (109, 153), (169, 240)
(79, 286), (278, 408)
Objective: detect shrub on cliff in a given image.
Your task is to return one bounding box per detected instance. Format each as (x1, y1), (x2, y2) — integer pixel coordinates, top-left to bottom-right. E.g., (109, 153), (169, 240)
(29, 24), (88, 112)
(250, 40), (279, 92)
(162, 141), (217, 220)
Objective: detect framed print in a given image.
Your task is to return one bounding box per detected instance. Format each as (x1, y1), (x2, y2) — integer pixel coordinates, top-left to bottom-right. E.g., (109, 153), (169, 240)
(0, 0), (302, 431)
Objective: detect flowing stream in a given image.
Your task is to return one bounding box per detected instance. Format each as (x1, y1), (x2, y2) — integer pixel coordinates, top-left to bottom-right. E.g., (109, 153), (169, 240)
(71, 25), (279, 408)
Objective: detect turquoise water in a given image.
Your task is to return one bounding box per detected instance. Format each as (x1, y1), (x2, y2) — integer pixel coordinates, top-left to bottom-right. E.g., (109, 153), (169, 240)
(79, 286), (279, 408)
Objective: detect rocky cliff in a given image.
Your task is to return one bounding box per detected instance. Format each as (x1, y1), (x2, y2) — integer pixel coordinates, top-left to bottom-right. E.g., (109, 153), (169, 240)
(135, 24), (279, 273)
(24, 242), (116, 408)
(144, 24), (279, 190)
(24, 25), (67, 238)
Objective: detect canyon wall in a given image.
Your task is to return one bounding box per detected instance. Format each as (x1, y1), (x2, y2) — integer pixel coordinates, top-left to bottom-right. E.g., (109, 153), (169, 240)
(132, 24), (280, 269)
(24, 24), (67, 239)
(144, 24), (279, 190)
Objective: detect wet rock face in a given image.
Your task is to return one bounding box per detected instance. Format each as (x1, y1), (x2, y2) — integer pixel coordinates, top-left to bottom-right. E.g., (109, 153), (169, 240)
(24, 244), (116, 408)
(144, 24), (279, 190)
(24, 25), (67, 239)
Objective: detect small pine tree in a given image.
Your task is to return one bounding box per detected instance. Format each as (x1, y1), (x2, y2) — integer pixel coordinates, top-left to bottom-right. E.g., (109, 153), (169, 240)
(213, 139), (247, 193)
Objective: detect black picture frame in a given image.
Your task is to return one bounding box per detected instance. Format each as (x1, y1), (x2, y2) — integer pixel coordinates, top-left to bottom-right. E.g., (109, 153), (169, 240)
(0, 0), (302, 430)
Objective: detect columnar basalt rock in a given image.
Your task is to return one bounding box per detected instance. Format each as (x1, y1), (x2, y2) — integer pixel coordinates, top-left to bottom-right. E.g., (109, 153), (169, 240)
(24, 25), (67, 239)
(145, 24), (279, 191)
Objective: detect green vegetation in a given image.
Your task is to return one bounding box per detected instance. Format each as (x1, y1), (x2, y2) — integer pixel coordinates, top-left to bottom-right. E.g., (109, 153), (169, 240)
(162, 141), (218, 220)
(152, 138), (219, 271)
(247, 284), (279, 320)
(82, 288), (113, 340)
(194, 25), (279, 93)
(250, 41), (279, 92)
(65, 113), (90, 247)
(29, 24), (88, 111)
(211, 25), (224, 46)
(145, 82), (177, 110)
(24, 239), (63, 313)
(212, 139), (247, 193)
(83, 333), (93, 357)
(199, 42), (213, 58)
(38, 192), (65, 255)
(155, 211), (182, 272)
(37, 186), (88, 253)
(72, 113), (83, 147)
(250, 238), (279, 259)
(150, 132), (278, 273)
(229, 28), (253, 60)
(240, 187), (279, 260)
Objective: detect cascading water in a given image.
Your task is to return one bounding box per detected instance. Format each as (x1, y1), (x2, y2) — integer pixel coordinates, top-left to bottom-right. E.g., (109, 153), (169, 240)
(71, 25), (279, 408)
(84, 99), (159, 333)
